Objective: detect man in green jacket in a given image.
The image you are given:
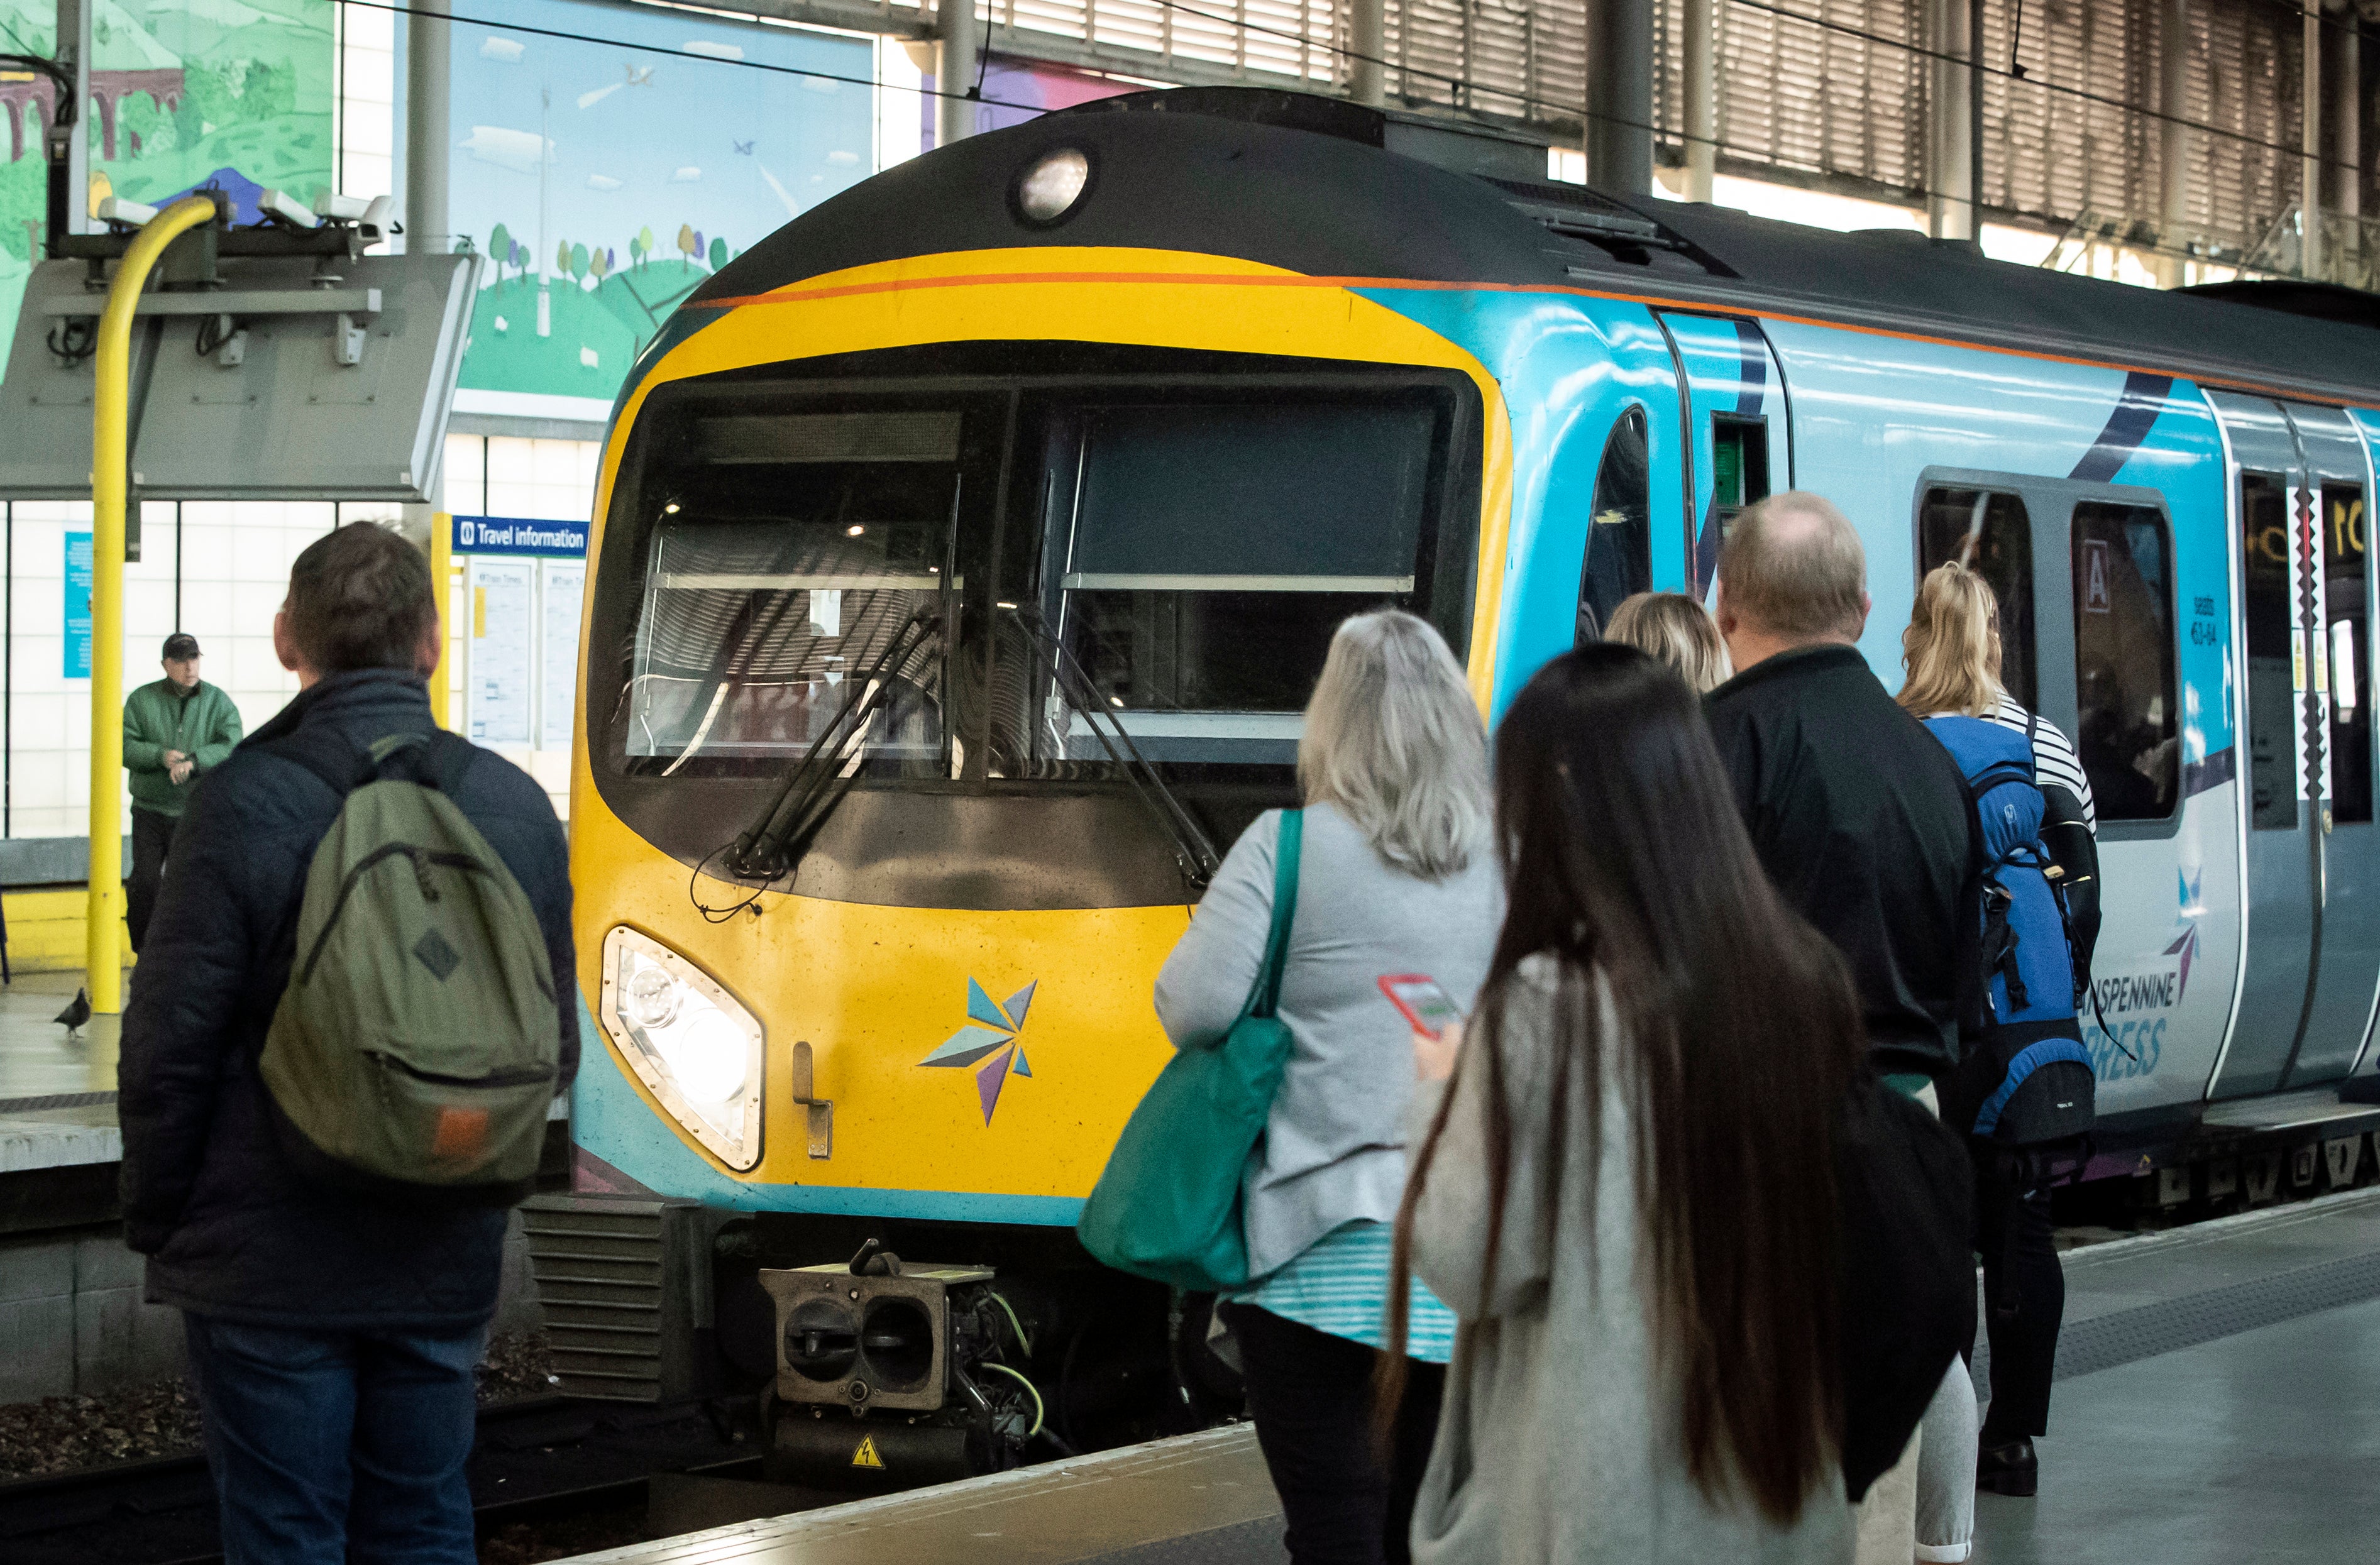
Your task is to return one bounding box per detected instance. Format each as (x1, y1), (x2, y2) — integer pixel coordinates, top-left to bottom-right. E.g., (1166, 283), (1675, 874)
(124, 634), (243, 952)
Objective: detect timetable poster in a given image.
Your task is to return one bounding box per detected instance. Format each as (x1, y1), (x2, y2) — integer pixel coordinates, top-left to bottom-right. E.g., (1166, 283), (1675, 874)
(540, 560), (585, 750)
(470, 557), (536, 746)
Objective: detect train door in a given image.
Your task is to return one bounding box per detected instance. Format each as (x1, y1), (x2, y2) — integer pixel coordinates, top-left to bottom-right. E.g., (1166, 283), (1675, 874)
(1653, 313), (1790, 596)
(2278, 406), (2378, 1085)
(2205, 393), (2380, 1097)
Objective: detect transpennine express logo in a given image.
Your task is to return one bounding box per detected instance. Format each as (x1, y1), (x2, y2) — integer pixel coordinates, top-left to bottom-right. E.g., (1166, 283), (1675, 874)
(919, 979), (1037, 1123)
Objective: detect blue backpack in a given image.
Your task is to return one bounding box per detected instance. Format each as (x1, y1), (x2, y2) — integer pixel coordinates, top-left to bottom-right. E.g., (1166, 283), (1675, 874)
(1924, 716), (2097, 1150)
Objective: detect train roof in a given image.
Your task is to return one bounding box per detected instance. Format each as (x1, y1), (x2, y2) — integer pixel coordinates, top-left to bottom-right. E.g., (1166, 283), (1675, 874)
(697, 87), (2380, 410)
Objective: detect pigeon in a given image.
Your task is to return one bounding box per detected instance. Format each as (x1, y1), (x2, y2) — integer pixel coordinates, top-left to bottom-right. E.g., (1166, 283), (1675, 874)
(55, 986), (91, 1037)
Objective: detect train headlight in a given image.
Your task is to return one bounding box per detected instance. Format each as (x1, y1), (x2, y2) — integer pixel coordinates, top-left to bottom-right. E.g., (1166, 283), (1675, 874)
(1013, 146), (1092, 228)
(598, 928), (764, 1170)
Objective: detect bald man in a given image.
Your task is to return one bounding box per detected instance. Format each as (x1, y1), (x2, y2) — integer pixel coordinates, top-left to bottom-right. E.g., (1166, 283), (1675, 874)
(1704, 492), (1980, 1565)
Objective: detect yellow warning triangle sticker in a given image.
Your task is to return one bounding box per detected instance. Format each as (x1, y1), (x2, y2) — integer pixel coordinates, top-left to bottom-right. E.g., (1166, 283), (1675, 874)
(851, 1434), (884, 1470)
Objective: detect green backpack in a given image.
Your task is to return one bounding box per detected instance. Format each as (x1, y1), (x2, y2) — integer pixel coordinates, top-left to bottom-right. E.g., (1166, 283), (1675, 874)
(257, 727), (559, 1205)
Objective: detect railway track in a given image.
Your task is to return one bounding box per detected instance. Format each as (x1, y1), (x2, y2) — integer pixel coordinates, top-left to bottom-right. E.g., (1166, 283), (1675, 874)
(0, 1393), (766, 1565)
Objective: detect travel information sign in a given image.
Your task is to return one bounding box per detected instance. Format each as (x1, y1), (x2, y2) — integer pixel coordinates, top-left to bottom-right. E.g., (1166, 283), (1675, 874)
(453, 515), (589, 557)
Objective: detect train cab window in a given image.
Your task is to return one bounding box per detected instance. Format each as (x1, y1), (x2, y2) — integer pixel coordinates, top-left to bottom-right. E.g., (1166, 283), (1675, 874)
(2240, 471), (2297, 829)
(1918, 488), (2036, 711)
(1711, 417), (1770, 527)
(618, 409), (966, 777)
(1577, 407), (1651, 642)
(2325, 481), (2372, 824)
(2073, 500), (2179, 821)
(1033, 397), (1444, 767)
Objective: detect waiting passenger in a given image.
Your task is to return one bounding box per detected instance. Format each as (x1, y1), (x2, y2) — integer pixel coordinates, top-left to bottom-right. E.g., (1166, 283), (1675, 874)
(118, 525), (578, 1565)
(122, 632), (243, 952)
(1703, 493), (1979, 1565)
(1154, 608), (1502, 1565)
(1387, 644), (1861, 1561)
(1604, 591), (1732, 692)
(1899, 562), (2094, 1509)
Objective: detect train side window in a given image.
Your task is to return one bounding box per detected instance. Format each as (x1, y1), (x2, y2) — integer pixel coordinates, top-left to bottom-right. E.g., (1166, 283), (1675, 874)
(2240, 472), (2298, 830)
(2325, 481), (2372, 825)
(1577, 406), (1651, 643)
(1917, 488), (2036, 712)
(1711, 416), (1770, 526)
(2073, 500), (2179, 821)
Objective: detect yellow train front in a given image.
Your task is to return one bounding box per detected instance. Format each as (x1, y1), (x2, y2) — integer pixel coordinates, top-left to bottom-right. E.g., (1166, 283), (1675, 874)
(543, 87), (1548, 1483)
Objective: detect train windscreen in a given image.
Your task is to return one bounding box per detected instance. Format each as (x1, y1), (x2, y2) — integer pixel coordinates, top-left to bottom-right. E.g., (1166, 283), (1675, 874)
(1018, 396), (1445, 771)
(620, 410), (963, 778)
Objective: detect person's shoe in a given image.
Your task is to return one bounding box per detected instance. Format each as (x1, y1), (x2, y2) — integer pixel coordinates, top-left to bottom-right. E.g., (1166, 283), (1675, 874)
(1976, 1435), (2037, 1496)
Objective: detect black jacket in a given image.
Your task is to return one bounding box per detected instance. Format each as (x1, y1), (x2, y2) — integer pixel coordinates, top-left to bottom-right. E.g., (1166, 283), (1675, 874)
(1705, 644), (1977, 1084)
(118, 669), (578, 1331)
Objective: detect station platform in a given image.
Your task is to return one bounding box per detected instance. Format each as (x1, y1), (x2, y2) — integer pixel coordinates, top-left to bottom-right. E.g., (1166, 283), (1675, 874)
(558, 1186), (2380, 1565)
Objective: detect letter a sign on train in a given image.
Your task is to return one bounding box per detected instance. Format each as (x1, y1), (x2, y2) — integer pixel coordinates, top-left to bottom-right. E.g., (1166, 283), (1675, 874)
(2083, 539), (2113, 615)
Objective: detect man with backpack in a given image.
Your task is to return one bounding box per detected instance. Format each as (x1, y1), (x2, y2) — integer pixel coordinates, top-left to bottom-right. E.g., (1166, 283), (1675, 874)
(118, 524), (576, 1564)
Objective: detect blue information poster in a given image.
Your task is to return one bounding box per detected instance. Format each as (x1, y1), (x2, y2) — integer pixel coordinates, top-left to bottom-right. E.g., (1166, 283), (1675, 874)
(64, 531), (92, 679)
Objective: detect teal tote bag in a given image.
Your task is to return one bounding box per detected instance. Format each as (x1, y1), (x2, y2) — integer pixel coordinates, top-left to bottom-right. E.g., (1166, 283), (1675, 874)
(1077, 809), (1303, 1293)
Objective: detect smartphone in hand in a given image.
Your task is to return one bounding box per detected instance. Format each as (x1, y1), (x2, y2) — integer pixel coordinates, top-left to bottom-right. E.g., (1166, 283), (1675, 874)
(1379, 974), (1462, 1038)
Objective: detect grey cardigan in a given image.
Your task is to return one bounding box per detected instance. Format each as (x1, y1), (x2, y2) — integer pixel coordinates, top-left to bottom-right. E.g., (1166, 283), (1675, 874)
(1406, 957), (1855, 1565)
(1153, 803), (1502, 1278)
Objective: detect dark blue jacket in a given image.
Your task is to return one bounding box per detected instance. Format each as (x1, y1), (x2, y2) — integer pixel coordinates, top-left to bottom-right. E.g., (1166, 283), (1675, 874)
(118, 669), (578, 1330)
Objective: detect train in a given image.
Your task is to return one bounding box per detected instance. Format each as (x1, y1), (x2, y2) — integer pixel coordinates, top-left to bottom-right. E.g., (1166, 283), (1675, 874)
(526, 84), (2380, 1485)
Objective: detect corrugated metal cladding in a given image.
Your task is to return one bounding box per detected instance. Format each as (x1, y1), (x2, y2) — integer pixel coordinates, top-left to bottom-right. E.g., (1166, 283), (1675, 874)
(979, 0), (2310, 244)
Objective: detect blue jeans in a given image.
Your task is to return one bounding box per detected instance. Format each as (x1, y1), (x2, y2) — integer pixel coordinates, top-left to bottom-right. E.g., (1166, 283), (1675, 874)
(182, 1313), (485, 1565)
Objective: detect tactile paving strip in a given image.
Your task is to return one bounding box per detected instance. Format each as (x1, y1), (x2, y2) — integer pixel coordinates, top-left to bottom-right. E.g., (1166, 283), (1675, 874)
(2053, 1246), (2380, 1380)
(0, 1090), (117, 1114)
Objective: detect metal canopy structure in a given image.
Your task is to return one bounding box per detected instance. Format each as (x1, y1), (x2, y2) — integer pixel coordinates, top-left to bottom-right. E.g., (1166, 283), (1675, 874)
(0, 245), (479, 503)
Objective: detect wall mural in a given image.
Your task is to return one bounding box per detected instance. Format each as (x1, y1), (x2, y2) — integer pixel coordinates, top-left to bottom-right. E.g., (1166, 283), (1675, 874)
(447, 0), (874, 417)
(0, 0), (334, 371)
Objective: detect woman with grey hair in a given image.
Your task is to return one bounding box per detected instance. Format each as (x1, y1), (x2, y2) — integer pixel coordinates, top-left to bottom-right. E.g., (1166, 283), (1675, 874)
(1155, 608), (1504, 1565)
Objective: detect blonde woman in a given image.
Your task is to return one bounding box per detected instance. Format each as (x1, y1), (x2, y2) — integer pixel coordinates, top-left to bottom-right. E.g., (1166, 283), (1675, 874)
(1605, 591), (1732, 693)
(1155, 609), (1504, 1565)
(1900, 564), (2096, 826)
(1898, 562), (2095, 1554)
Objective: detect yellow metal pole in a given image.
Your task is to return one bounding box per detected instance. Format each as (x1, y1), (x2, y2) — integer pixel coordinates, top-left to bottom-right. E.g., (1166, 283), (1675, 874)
(429, 513), (453, 729)
(89, 196), (216, 1013)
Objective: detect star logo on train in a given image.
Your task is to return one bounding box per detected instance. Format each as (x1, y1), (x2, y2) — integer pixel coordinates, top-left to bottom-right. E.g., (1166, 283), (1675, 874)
(2166, 867), (2203, 1000)
(918, 978), (1037, 1123)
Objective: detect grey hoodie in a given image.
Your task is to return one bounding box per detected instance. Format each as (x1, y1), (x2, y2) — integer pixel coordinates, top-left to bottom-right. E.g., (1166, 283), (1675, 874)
(1406, 957), (1856, 1565)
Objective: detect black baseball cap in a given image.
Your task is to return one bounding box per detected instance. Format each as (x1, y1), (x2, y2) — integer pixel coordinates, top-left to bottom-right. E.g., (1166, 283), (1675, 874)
(162, 634), (201, 660)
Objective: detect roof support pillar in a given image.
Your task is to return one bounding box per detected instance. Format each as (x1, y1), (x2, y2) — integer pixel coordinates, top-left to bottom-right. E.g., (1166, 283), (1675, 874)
(2329, 12), (2359, 220)
(1584, 0), (1651, 198)
(2159, 0), (2191, 286)
(2305, 1), (2324, 281)
(405, 0), (450, 255)
(1925, 0), (1973, 239)
(1682, 0), (1717, 202)
(937, 0), (980, 149)
(1349, 0), (1385, 108)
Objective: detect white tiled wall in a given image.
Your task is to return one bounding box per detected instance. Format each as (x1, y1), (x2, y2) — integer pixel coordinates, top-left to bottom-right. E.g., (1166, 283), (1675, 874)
(336, 2), (399, 214)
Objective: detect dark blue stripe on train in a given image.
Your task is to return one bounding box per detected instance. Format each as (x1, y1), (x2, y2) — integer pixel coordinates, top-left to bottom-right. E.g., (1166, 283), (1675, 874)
(2069, 371), (2174, 483)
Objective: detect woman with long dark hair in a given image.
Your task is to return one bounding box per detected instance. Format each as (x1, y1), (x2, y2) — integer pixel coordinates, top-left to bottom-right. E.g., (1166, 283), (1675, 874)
(1389, 644), (1863, 1561)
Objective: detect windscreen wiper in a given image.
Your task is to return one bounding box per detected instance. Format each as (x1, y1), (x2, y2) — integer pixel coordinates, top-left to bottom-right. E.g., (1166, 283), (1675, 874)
(1002, 606), (1221, 896)
(722, 608), (941, 882)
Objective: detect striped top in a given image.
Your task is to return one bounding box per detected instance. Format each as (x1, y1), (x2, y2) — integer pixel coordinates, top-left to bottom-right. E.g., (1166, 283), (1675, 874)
(1981, 697), (2097, 832)
(1231, 1220), (1458, 1365)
